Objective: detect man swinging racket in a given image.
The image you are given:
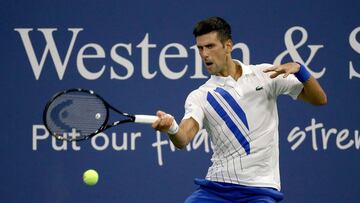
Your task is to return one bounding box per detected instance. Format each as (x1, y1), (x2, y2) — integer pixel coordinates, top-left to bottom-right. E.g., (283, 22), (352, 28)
(152, 16), (327, 203)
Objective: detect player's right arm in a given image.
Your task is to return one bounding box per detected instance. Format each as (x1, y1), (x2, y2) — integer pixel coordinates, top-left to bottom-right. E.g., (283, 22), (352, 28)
(152, 111), (199, 149)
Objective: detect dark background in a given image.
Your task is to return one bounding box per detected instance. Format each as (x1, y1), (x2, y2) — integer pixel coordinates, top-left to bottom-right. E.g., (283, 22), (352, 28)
(1, 0), (359, 202)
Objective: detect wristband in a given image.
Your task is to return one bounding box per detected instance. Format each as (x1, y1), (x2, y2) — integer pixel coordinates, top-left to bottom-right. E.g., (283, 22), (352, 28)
(294, 62), (311, 83)
(167, 119), (179, 135)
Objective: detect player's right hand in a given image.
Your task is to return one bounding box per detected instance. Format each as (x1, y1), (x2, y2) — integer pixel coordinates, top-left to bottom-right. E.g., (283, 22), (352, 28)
(152, 111), (174, 132)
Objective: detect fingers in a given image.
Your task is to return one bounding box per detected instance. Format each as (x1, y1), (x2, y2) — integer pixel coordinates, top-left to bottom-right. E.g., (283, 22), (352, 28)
(264, 65), (289, 79)
(151, 117), (161, 128)
(270, 72), (280, 79)
(264, 63), (302, 79)
(152, 111), (165, 128)
(156, 110), (166, 117)
(263, 66), (277, 73)
(283, 72), (291, 78)
(152, 111), (174, 132)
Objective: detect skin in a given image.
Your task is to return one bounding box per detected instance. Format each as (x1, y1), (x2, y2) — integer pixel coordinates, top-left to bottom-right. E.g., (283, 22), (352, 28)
(152, 31), (327, 149)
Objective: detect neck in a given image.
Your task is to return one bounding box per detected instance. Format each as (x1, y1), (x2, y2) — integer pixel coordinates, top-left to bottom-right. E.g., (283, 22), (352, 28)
(218, 59), (242, 80)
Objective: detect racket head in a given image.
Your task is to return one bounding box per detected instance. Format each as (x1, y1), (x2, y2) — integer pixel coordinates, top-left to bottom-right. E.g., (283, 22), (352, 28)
(43, 88), (109, 141)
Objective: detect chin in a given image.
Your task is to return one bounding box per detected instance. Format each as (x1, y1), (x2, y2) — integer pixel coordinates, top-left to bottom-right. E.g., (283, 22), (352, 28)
(206, 69), (215, 75)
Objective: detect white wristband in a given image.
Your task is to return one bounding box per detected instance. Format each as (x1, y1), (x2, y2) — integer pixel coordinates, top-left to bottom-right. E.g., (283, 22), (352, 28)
(167, 119), (179, 135)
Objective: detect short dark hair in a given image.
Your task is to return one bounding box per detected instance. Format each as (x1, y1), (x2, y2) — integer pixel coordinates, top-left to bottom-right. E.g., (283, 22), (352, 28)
(193, 16), (232, 43)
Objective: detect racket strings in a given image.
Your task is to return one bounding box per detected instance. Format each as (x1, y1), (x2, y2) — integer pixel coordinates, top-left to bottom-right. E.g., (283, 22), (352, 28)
(45, 92), (107, 140)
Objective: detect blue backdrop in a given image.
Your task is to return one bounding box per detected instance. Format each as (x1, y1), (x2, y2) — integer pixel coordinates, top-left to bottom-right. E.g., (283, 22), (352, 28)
(1, 0), (359, 202)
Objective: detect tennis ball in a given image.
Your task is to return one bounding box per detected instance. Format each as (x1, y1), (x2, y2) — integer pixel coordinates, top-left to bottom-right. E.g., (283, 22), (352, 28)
(83, 169), (99, 186)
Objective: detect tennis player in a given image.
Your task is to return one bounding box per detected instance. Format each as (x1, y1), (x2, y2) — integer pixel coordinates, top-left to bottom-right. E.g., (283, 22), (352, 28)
(152, 17), (327, 203)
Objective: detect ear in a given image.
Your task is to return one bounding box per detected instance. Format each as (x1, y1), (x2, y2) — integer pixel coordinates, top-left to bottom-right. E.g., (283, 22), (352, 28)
(225, 39), (233, 54)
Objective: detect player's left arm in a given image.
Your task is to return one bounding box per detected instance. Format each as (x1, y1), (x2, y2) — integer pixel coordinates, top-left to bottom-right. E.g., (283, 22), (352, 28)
(296, 75), (327, 105)
(264, 62), (327, 106)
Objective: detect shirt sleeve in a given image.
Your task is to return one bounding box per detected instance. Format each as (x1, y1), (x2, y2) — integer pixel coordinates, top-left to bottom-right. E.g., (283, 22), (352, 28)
(255, 63), (304, 100)
(272, 73), (304, 100)
(182, 90), (205, 129)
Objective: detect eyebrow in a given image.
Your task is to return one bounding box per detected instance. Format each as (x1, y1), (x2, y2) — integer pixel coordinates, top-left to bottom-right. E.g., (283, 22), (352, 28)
(197, 43), (215, 48)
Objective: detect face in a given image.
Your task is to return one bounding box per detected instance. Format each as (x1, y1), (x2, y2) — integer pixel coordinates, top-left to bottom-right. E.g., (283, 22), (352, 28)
(196, 31), (232, 75)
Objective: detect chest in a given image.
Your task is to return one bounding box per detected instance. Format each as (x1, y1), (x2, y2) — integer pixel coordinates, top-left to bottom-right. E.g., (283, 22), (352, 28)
(202, 75), (275, 132)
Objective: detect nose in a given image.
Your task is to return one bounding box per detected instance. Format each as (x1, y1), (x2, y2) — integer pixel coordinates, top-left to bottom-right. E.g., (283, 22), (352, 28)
(200, 49), (209, 59)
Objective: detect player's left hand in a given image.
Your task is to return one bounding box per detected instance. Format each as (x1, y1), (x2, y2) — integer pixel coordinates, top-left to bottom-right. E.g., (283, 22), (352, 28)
(263, 62), (301, 79)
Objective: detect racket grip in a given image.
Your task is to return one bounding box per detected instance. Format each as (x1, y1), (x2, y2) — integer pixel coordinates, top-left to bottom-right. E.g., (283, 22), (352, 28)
(134, 115), (158, 124)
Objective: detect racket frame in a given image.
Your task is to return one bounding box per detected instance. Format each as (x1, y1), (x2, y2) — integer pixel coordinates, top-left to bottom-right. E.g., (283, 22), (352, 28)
(43, 88), (136, 141)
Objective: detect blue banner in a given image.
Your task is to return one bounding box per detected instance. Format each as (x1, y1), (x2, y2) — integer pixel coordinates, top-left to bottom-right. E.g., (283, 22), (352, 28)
(1, 0), (359, 202)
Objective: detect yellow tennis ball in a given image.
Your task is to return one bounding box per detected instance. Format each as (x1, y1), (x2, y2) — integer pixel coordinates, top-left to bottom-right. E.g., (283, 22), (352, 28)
(83, 169), (99, 186)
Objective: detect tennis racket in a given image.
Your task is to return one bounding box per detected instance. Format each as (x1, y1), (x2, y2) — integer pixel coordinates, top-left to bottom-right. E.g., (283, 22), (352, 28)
(43, 88), (158, 141)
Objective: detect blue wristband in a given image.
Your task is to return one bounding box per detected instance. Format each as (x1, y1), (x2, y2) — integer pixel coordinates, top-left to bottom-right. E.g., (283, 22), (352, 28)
(294, 62), (311, 83)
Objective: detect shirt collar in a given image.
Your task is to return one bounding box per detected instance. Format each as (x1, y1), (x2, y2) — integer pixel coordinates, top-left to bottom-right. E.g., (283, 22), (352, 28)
(209, 60), (252, 86)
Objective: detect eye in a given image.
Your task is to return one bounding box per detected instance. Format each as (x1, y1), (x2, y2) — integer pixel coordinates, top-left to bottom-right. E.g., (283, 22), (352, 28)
(206, 44), (214, 49)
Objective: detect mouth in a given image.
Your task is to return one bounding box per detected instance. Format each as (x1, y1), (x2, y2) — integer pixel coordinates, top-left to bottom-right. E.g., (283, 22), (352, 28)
(205, 61), (214, 67)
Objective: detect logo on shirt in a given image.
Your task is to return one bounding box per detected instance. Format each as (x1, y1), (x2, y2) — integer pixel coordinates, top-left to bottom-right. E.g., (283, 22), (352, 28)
(255, 86), (263, 91)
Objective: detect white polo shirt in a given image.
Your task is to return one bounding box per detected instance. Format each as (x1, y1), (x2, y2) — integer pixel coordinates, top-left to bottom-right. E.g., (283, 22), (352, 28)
(183, 60), (303, 190)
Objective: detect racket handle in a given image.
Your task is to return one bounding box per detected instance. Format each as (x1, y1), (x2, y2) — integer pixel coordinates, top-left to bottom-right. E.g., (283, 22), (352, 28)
(134, 115), (158, 124)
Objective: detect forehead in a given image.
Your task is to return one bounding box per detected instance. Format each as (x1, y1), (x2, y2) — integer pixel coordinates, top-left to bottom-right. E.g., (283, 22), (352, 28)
(196, 31), (221, 46)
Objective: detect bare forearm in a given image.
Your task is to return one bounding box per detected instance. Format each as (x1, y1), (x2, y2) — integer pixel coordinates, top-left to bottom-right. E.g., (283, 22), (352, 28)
(168, 119), (199, 149)
(168, 129), (191, 149)
(299, 76), (327, 105)
(152, 112), (200, 149)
